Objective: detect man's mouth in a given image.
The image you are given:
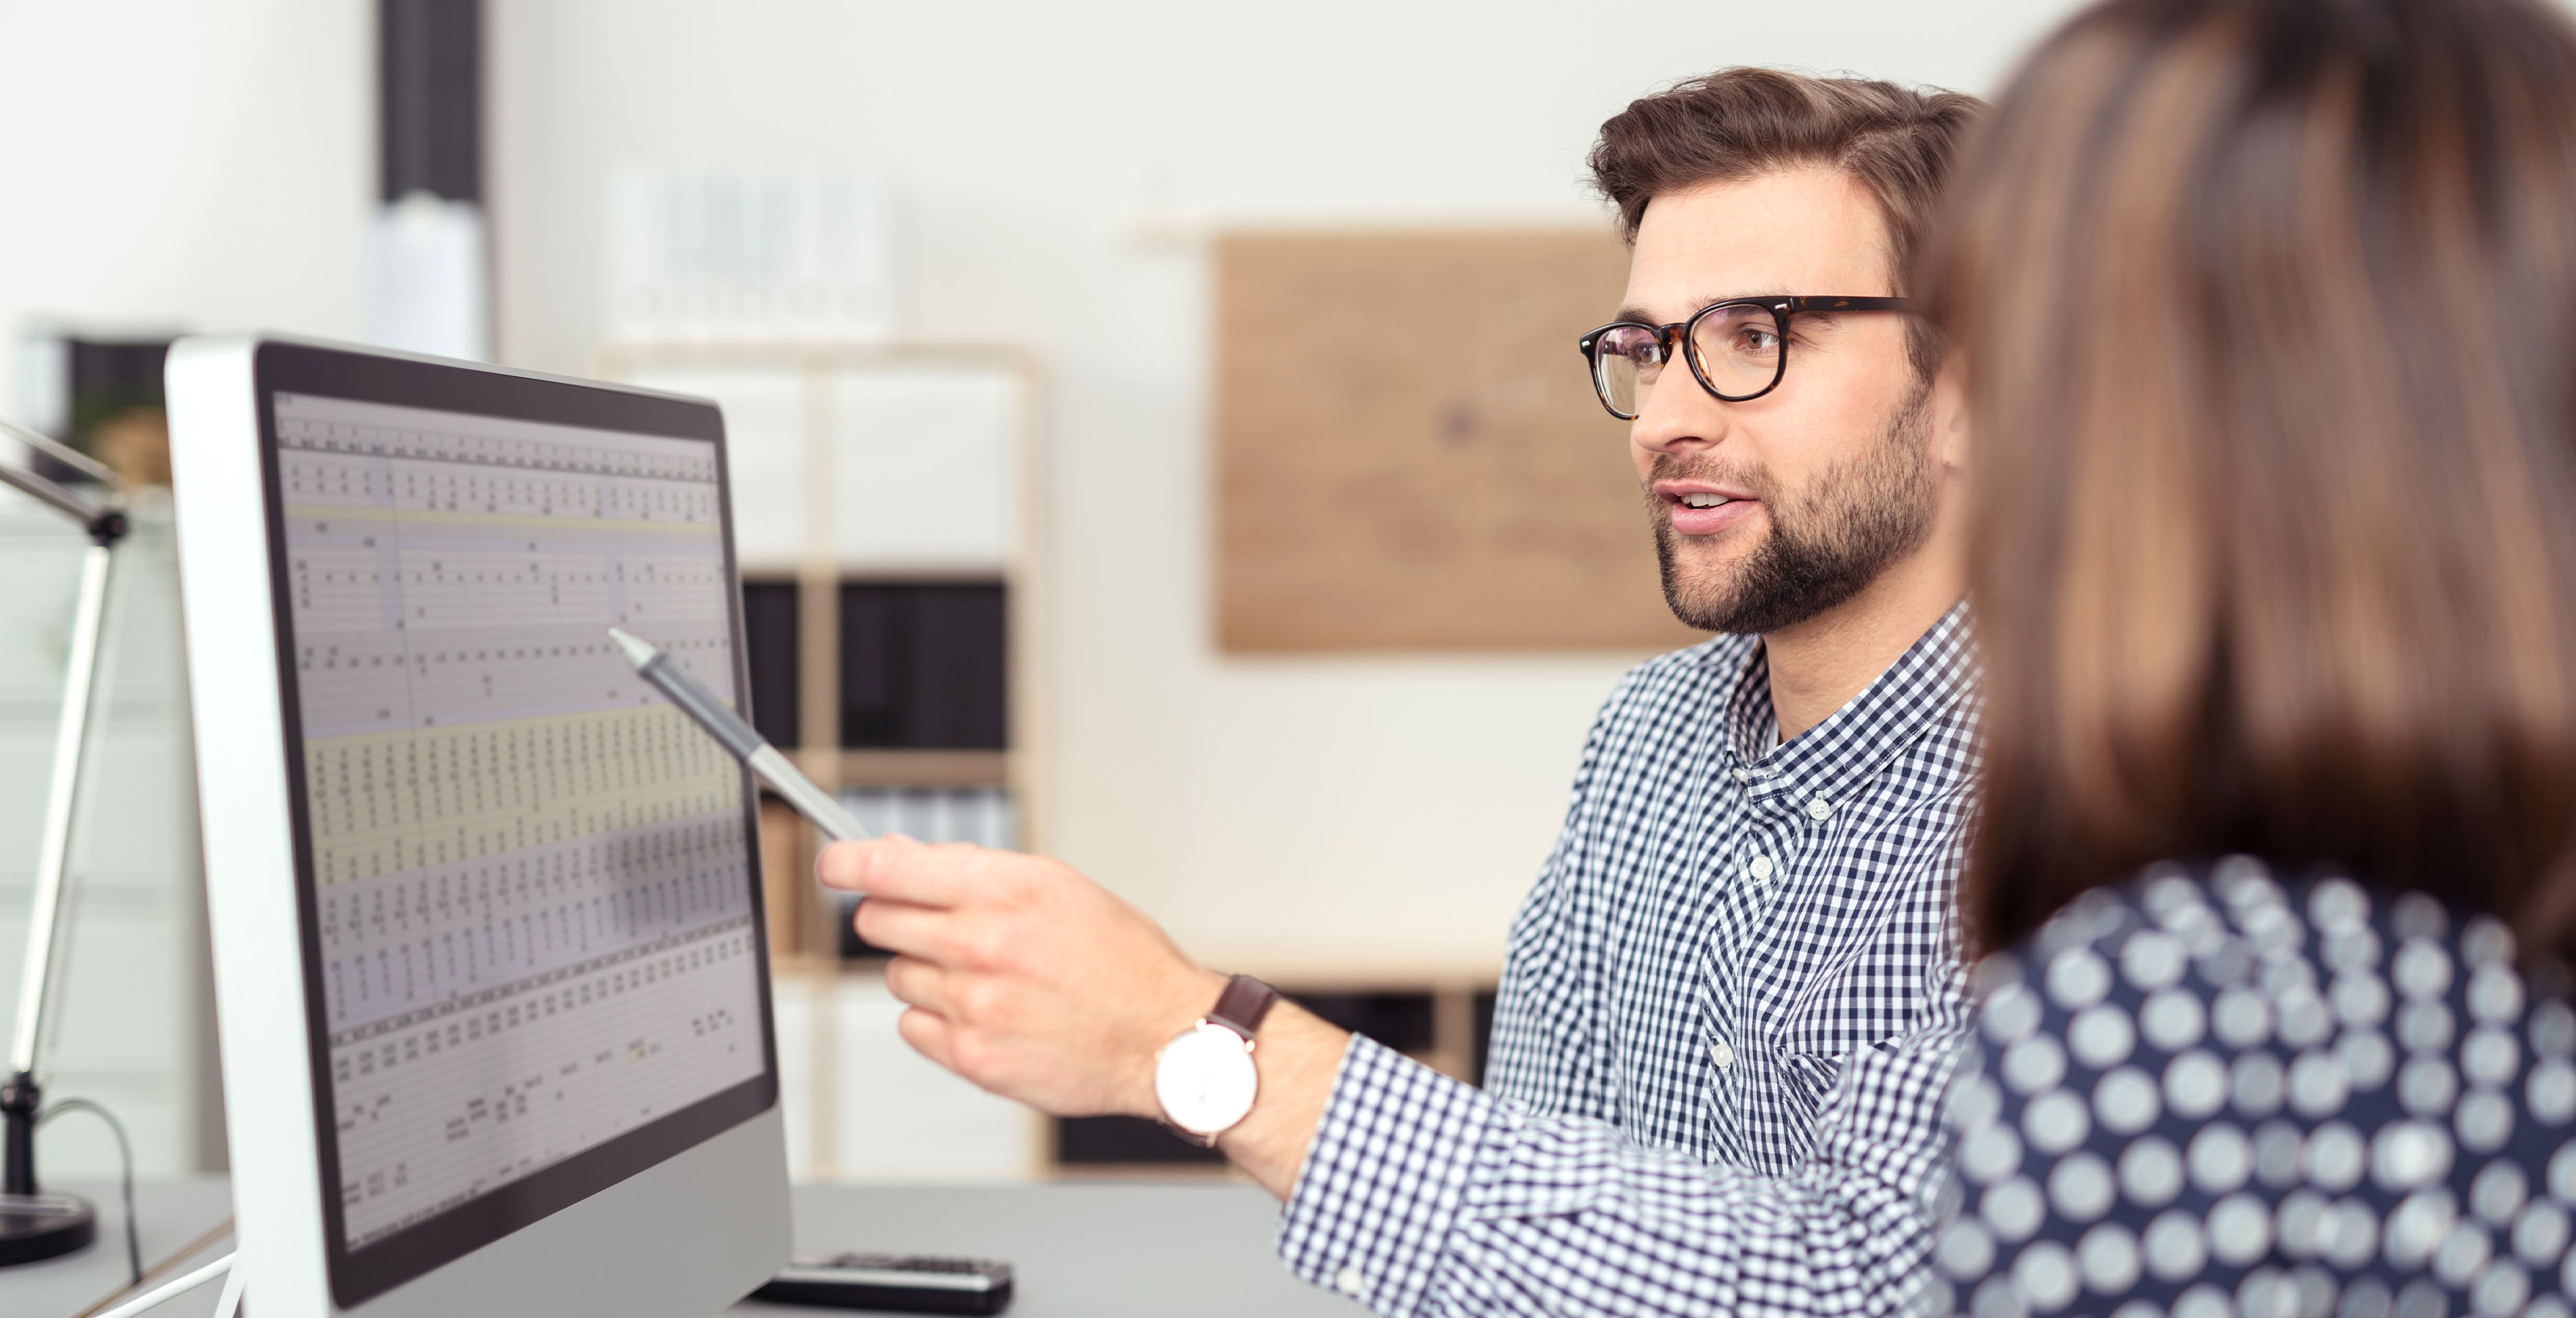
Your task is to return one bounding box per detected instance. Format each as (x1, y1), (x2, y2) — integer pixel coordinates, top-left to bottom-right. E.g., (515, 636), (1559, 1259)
(1658, 484), (1759, 537)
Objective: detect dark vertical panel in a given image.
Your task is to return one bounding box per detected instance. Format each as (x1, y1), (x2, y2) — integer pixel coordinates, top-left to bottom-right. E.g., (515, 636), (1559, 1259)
(738, 582), (800, 748)
(912, 585), (1008, 749)
(379, 0), (482, 202)
(838, 586), (905, 747)
(838, 583), (1006, 749)
(68, 340), (169, 418)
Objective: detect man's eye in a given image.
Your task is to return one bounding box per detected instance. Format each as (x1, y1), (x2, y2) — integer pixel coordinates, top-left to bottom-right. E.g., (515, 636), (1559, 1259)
(1737, 326), (1782, 353)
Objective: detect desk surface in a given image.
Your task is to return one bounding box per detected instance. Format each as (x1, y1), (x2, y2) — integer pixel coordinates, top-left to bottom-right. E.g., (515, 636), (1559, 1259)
(7, 1177), (1357, 1317)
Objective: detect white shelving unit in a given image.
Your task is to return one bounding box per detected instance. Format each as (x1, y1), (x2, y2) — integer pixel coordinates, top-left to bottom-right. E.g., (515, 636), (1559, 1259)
(600, 344), (1048, 1181)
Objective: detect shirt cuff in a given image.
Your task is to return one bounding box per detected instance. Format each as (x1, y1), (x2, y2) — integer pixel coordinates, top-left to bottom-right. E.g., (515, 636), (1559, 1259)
(1276, 1034), (1499, 1315)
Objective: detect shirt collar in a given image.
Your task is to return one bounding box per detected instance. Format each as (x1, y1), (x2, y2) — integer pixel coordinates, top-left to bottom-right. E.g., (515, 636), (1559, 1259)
(1713, 599), (1977, 808)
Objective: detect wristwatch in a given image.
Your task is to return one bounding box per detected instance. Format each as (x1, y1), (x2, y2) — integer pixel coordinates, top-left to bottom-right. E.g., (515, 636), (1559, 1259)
(1153, 974), (1278, 1146)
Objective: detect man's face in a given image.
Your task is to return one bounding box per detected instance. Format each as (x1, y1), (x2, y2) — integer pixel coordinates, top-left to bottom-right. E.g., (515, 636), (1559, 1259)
(1622, 167), (1940, 635)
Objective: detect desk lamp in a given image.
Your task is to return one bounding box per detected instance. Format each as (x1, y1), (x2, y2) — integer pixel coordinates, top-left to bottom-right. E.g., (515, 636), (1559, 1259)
(0, 417), (126, 1266)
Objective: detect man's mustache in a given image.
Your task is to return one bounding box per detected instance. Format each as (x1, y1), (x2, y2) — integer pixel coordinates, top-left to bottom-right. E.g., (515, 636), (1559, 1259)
(1644, 454), (1775, 498)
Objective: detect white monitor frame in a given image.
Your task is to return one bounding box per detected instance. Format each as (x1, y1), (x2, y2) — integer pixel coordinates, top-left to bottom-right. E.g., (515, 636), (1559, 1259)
(167, 334), (789, 1317)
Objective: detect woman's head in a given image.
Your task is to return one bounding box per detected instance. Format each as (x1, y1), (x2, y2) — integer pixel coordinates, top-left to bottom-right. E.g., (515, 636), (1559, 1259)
(1939, 0), (2576, 952)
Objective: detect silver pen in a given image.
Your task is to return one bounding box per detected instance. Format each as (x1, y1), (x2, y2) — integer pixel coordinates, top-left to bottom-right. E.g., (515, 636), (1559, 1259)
(609, 626), (870, 845)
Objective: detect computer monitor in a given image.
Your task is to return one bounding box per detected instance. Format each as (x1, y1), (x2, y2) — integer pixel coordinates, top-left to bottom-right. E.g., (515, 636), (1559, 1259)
(167, 335), (789, 1316)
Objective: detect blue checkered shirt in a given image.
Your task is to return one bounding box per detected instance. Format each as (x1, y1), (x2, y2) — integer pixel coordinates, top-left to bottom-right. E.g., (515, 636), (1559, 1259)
(1276, 602), (1982, 1316)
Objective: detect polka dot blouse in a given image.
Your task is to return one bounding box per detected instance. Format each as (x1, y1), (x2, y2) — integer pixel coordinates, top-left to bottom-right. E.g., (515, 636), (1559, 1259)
(1931, 860), (2576, 1318)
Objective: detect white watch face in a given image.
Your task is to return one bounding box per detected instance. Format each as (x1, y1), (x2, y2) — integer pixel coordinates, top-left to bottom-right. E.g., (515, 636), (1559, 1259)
(1155, 1022), (1258, 1136)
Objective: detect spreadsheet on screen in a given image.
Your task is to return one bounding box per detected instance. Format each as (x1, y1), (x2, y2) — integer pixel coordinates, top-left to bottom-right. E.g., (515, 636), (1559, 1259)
(271, 391), (763, 1249)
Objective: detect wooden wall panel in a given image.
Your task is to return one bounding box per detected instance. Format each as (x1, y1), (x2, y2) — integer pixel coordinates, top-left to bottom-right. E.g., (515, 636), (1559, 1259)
(1216, 230), (1708, 652)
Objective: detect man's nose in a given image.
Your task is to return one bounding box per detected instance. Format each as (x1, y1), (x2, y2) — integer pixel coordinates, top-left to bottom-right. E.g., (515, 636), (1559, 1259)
(1629, 379), (1727, 458)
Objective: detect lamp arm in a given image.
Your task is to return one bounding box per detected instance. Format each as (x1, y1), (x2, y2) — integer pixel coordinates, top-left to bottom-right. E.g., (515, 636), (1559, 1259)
(0, 462), (104, 533)
(0, 414), (128, 545)
(1, 410), (130, 1206)
(0, 415), (114, 486)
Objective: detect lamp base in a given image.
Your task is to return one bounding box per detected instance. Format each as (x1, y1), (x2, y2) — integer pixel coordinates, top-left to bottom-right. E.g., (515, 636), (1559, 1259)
(0, 1193), (95, 1266)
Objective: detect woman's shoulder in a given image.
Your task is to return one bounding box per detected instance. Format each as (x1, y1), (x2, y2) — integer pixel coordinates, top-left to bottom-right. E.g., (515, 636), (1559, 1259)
(1985, 857), (2543, 1018)
(1934, 857), (2576, 1318)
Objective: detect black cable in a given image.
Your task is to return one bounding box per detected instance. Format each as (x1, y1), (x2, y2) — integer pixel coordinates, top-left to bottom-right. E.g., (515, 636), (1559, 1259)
(38, 1097), (140, 1286)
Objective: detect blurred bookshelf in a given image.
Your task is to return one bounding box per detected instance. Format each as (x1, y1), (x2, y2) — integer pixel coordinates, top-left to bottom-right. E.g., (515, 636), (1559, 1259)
(600, 344), (1507, 1181)
(600, 343), (1053, 1179)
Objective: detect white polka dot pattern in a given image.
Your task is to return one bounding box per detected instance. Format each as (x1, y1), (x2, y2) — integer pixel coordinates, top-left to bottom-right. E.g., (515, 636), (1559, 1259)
(1936, 862), (2576, 1318)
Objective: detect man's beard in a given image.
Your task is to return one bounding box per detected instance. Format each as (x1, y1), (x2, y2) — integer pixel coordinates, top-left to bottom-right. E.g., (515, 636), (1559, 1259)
(1651, 379), (1939, 635)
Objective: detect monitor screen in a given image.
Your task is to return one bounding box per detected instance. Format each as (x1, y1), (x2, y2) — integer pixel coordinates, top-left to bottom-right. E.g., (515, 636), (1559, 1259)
(256, 357), (773, 1300)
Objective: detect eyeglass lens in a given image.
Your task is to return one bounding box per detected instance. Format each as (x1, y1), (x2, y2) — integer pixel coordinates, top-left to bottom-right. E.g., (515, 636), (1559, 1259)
(1691, 304), (1785, 399)
(1590, 304), (1787, 416)
(1590, 324), (1663, 418)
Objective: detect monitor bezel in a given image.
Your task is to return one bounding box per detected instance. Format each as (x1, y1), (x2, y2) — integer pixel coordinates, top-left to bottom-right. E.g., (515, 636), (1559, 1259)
(249, 340), (780, 1308)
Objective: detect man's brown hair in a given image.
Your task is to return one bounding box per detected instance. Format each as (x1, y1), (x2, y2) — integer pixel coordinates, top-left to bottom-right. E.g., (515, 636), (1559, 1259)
(1588, 69), (1984, 376)
(1932, 0), (2576, 954)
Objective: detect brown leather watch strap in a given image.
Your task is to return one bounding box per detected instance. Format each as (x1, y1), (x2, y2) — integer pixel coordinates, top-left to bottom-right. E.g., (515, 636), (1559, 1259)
(1208, 974), (1278, 1040)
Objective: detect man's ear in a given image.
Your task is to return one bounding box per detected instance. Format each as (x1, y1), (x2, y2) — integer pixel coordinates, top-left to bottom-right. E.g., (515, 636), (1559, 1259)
(1928, 359), (1971, 473)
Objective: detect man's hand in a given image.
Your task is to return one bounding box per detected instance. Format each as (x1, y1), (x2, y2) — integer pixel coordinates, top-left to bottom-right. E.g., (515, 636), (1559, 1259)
(817, 836), (1221, 1118)
(815, 836), (1353, 1199)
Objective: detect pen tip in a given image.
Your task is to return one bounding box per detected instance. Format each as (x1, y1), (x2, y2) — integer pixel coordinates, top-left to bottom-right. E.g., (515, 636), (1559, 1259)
(607, 627), (659, 669)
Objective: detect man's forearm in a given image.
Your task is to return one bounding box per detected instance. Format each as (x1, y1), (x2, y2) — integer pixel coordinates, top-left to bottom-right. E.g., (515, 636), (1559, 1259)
(1272, 1023), (1970, 1318)
(1217, 1001), (1353, 1198)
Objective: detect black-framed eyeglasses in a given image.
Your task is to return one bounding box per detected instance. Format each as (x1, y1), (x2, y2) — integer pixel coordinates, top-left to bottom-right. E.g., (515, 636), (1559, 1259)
(1577, 295), (1914, 419)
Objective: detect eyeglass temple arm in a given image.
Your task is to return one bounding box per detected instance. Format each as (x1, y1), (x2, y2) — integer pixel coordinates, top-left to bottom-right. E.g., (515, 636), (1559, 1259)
(1778, 295), (1914, 314)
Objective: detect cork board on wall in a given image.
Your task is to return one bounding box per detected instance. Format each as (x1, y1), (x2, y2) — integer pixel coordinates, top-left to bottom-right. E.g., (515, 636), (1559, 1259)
(1217, 230), (1710, 652)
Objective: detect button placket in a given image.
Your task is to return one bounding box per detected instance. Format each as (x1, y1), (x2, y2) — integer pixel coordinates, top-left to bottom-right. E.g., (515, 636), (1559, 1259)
(1742, 809), (1797, 889)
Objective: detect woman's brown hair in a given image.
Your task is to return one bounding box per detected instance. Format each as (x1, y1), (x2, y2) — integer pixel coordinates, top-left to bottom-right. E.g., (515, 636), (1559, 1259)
(1934, 0), (2576, 954)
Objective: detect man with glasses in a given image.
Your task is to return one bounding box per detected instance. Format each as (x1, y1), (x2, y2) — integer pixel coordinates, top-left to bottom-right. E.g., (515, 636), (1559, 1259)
(820, 69), (1985, 1317)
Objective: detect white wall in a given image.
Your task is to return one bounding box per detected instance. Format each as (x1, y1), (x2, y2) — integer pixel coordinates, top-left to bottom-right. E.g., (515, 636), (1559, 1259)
(0, 0), (370, 368)
(486, 0), (2087, 972)
(0, 0), (367, 1175)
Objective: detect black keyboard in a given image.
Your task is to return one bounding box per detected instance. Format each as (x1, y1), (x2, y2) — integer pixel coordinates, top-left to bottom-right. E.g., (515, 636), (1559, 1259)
(750, 1253), (1013, 1315)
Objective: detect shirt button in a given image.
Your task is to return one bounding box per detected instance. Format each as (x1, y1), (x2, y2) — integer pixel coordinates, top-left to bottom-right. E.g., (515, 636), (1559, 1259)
(1808, 798), (1833, 820)
(1713, 1040), (1735, 1069)
(1749, 855), (1775, 882)
(1732, 768), (1754, 783)
(1335, 1264), (1369, 1297)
